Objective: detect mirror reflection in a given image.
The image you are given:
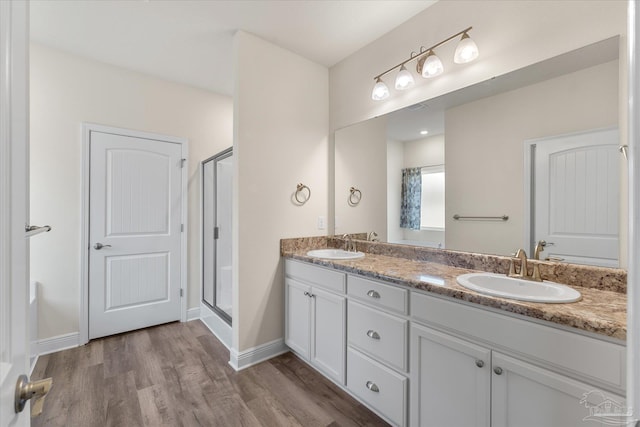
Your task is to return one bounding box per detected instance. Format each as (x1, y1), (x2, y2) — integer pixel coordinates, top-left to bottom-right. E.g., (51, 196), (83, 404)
(334, 37), (624, 268)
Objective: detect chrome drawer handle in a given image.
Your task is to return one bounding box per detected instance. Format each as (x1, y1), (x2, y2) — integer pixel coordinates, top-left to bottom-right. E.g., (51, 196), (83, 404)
(366, 290), (380, 299)
(366, 330), (380, 340)
(366, 381), (379, 392)
(475, 359), (484, 368)
(494, 367), (503, 375)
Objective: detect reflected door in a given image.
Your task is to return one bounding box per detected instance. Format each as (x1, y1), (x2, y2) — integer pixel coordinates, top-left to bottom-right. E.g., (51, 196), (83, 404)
(202, 149), (233, 324)
(533, 128), (620, 267)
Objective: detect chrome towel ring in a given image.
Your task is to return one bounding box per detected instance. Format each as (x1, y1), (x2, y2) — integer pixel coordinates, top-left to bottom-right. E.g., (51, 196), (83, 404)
(349, 187), (362, 206)
(295, 183), (311, 204)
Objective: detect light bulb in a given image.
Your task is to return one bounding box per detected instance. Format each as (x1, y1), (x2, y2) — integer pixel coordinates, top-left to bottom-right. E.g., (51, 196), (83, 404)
(420, 50), (444, 78)
(454, 33), (479, 64)
(371, 77), (390, 101)
(394, 65), (415, 90)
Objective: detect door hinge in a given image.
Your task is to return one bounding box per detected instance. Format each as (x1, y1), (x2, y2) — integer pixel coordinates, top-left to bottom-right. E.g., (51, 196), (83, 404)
(180, 289), (184, 297)
(181, 224), (184, 232)
(180, 158), (186, 168)
(214, 226), (219, 239)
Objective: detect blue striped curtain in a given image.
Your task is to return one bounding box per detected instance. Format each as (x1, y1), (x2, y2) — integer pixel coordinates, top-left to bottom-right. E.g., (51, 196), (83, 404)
(400, 167), (421, 230)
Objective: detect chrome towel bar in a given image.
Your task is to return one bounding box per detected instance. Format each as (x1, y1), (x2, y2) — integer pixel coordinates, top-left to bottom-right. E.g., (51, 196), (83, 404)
(453, 214), (509, 221)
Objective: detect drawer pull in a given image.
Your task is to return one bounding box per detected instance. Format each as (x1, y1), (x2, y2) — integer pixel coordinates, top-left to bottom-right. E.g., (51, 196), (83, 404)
(366, 290), (381, 299)
(304, 291), (310, 297)
(494, 367), (503, 375)
(365, 381), (380, 392)
(475, 359), (484, 368)
(366, 330), (380, 340)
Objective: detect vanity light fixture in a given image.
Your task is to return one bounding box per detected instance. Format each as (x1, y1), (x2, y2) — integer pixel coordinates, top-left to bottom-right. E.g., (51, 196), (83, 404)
(371, 27), (479, 101)
(454, 31), (480, 64)
(371, 77), (390, 100)
(418, 50), (444, 78)
(395, 64), (415, 90)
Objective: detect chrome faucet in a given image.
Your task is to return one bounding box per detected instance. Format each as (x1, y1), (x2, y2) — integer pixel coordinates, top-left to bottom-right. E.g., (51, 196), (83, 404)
(342, 234), (356, 252)
(367, 231), (379, 242)
(509, 249), (542, 282)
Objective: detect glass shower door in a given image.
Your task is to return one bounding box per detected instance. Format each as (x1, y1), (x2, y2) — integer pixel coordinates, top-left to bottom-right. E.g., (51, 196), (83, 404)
(202, 148), (233, 324)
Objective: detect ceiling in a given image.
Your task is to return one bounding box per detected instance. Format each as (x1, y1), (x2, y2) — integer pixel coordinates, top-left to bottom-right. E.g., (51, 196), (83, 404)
(30, 0), (436, 96)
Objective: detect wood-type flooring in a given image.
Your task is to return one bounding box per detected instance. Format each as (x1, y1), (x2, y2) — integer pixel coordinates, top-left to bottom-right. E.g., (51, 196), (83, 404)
(31, 320), (388, 427)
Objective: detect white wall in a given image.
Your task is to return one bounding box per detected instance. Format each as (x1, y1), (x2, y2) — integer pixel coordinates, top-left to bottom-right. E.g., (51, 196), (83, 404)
(30, 44), (233, 340)
(329, 0), (626, 131)
(233, 32), (329, 352)
(334, 116), (388, 240)
(445, 60), (618, 256)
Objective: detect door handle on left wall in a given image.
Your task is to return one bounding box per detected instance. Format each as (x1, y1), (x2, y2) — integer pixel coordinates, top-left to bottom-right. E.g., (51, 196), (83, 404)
(94, 243), (112, 250)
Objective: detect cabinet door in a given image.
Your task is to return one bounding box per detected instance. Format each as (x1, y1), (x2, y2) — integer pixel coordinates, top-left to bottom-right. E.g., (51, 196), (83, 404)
(492, 352), (626, 427)
(410, 323), (491, 427)
(285, 278), (311, 359)
(311, 286), (346, 384)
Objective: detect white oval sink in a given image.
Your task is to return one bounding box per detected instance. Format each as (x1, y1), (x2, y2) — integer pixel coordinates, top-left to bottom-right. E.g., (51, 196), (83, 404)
(456, 273), (581, 303)
(306, 249), (365, 260)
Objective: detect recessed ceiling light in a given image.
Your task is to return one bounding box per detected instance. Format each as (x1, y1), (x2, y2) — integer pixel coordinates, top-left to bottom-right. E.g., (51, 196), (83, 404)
(420, 130), (429, 135)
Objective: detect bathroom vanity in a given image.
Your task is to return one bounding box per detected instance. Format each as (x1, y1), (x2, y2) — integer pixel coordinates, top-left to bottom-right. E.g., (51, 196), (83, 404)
(282, 237), (626, 427)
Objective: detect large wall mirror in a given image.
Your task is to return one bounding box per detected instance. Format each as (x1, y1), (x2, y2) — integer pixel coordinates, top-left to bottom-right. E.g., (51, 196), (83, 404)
(335, 36), (625, 268)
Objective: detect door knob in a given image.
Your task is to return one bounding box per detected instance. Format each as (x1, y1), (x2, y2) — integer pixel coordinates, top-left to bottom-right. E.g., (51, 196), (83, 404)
(94, 242), (112, 250)
(15, 375), (53, 416)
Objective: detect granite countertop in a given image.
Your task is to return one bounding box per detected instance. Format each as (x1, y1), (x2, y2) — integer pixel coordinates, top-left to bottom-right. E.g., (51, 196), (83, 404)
(283, 248), (627, 341)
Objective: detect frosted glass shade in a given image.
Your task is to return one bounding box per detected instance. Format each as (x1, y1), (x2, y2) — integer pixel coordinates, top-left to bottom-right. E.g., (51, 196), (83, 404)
(421, 51), (444, 78)
(395, 65), (415, 90)
(454, 33), (479, 64)
(371, 78), (390, 100)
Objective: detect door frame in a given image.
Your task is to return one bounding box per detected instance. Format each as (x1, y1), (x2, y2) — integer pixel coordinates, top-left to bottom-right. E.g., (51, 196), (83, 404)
(523, 126), (619, 257)
(79, 123), (188, 345)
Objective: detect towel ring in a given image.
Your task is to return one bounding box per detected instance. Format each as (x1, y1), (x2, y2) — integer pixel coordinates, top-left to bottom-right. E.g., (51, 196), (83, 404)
(295, 183), (311, 204)
(348, 187), (362, 206)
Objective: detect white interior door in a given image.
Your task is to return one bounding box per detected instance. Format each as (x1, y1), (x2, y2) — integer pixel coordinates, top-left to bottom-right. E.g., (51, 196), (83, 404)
(533, 128), (620, 267)
(89, 130), (183, 339)
(1, 1), (30, 425)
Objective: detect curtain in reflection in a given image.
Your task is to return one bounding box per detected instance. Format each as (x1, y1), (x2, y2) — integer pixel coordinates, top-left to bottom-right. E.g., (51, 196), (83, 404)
(400, 167), (422, 230)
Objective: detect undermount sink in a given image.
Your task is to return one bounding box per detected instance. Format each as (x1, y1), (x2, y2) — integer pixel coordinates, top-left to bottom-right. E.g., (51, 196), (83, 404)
(456, 272), (581, 303)
(306, 249), (365, 260)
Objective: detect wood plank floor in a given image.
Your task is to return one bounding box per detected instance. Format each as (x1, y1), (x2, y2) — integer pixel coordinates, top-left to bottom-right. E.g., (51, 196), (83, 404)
(31, 320), (389, 427)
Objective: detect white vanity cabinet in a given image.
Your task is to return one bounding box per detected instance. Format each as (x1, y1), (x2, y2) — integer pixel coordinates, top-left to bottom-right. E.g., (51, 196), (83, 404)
(410, 323), (491, 427)
(284, 260), (346, 384)
(491, 352), (625, 427)
(410, 291), (626, 427)
(346, 275), (409, 426)
(283, 258), (626, 427)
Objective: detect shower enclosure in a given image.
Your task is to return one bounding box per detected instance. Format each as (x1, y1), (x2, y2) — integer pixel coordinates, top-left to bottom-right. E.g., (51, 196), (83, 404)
(202, 148), (233, 325)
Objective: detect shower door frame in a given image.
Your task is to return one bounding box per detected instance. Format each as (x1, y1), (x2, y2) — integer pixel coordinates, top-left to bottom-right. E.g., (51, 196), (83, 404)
(201, 147), (233, 326)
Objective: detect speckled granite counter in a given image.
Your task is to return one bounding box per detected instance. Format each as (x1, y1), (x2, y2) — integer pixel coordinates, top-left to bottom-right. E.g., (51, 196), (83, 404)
(281, 237), (627, 341)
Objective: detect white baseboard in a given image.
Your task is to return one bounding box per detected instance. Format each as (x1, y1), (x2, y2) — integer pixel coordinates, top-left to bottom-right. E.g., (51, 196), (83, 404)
(36, 332), (79, 356)
(186, 307), (200, 321)
(199, 302), (232, 349)
(229, 338), (288, 371)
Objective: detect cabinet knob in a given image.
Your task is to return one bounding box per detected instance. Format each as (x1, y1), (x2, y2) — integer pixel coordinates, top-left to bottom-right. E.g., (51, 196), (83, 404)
(475, 359), (484, 368)
(366, 330), (380, 340)
(365, 381), (380, 392)
(366, 290), (381, 299)
(494, 367), (503, 375)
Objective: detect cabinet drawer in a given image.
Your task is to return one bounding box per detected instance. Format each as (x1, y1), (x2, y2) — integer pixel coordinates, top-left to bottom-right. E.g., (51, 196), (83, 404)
(348, 300), (408, 372)
(347, 348), (407, 427)
(411, 291), (626, 392)
(348, 275), (408, 314)
(285, 259), (345, 293)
